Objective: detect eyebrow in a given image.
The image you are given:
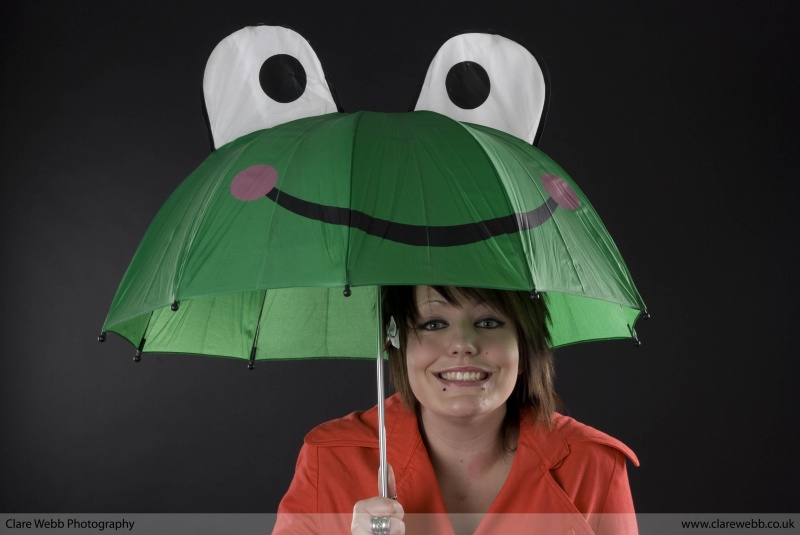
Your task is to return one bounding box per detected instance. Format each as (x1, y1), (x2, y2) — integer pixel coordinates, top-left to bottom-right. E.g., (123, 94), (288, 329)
(417, 299), (450, 307)
(417, 297), (490, 308)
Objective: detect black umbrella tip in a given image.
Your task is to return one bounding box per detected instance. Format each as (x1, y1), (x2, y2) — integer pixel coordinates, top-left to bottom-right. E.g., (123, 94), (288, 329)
(247, 362), (255, 370)
(633, 337), (642, 347)
(642, 309), (651, 320)
(343, 285), (352, 297)
(171, 301), (180, 312)
(133, 351), (142, 362)
(97, 331), (107, 343)
(529, 289), (540, 300)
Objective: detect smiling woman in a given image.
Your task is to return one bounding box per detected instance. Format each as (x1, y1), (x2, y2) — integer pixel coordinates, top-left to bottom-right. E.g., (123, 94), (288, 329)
(273, 286), (639, 535)
(400, 287), (524, 449)
(386, 286), (556, 432)
(94, 21), (645, 534)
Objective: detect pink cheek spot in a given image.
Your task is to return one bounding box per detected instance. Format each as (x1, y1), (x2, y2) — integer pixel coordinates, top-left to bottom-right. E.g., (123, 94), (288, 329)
(541, 174), (580, 210)
(230, 165), (278, 201)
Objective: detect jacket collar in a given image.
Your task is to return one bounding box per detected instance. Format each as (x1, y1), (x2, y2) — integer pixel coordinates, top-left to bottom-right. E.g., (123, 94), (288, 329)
(305, 393), (637, 469)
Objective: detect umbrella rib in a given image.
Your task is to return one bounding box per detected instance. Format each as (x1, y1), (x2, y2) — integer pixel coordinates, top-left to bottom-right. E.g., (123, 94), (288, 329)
(135, 310), (154, 358)
(257, 114), (348, 290)
(345, 111), (365, 287)
(446, 121), (538, 290)
(509, 138), (584, 294)
(249, 289), (269, 365)
(171, 148), (241, 302)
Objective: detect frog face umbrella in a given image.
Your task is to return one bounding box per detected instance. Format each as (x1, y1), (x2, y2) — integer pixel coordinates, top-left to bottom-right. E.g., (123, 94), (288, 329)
(100, 25), (647, 497)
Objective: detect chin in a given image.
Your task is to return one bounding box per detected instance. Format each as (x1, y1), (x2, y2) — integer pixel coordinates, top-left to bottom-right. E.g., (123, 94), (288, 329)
(430, 396), (505, 420)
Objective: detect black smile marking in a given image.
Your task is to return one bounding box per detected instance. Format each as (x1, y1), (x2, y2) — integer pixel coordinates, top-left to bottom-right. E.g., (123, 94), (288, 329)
(266, 188), (559, 247)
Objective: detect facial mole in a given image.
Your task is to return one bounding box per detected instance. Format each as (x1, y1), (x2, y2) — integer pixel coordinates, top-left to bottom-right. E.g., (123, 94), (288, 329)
(443, 388), (447, 391)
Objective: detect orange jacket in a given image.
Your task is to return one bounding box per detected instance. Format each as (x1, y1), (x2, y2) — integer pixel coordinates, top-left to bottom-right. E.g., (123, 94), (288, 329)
(274, 394), (639, 534)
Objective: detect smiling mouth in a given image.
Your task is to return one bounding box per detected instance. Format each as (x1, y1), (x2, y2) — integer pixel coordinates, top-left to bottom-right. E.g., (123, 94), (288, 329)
(437, 371), (490, 382)
(266, 188), (561, 247)
(231, 165), (580, 247)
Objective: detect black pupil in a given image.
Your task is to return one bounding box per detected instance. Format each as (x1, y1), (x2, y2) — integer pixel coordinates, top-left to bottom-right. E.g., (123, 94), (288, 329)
(259, 54), (307, 103)
(445, 61), (491, 110)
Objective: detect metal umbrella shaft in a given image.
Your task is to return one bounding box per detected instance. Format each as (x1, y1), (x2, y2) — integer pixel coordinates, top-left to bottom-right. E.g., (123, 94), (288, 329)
(377, 345), (388, 498)
(376, 289), (388, 498)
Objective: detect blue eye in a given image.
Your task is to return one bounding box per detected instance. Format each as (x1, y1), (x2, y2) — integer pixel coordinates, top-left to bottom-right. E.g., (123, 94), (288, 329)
(476, 319), (504, 329)
(419, 320), (447, 331)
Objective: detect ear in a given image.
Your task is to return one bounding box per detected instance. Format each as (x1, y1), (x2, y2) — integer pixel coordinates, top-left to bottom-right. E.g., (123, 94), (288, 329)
(203, 25), (338, 148)
(414, 33), (548, 145)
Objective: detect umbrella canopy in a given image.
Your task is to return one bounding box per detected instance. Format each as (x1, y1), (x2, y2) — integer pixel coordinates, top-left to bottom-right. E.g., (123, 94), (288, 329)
(101, 110), (646, 361)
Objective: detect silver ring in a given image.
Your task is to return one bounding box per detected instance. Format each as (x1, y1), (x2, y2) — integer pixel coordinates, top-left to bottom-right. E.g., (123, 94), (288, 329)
(370, 516), (390, 535)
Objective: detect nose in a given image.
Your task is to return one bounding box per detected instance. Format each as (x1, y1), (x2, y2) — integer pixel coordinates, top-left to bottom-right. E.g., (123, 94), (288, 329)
(448, 323), (477, 356)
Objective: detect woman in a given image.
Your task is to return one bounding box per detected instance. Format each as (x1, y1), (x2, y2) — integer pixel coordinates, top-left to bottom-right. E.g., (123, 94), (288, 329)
(274, 286), (638, 535)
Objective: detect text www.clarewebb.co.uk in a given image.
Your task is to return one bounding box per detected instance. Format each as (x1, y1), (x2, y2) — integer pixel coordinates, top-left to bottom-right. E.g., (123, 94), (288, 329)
(680, 517), (795, 530)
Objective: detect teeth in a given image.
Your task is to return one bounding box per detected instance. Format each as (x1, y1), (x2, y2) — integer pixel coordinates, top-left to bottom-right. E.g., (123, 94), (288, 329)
(440, 371), (488, 381)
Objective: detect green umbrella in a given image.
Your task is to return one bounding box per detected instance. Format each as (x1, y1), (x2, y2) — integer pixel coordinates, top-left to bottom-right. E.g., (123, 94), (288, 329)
(101, 110), (645, 356)
(100, 110), (646, 497)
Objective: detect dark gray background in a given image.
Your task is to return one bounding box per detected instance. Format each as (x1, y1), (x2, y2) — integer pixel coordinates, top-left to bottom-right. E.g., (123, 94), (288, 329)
(2, 0), (797, 514)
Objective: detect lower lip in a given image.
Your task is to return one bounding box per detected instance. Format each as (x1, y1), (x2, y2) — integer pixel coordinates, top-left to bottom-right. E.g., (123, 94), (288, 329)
(435, 374), (491, 388)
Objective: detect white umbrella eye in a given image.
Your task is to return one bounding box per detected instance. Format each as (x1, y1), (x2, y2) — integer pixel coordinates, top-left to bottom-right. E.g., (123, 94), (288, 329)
(203, 25), (337, 148)
(415, 33), (547, 145)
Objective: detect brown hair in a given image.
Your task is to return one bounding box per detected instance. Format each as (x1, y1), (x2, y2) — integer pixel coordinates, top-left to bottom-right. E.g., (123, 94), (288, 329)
(381, 286), (560, 431)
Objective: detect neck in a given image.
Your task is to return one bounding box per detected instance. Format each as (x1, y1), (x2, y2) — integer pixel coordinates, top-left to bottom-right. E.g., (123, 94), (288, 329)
(418, 404), (518, 518)
(419, 404), (512, 472)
